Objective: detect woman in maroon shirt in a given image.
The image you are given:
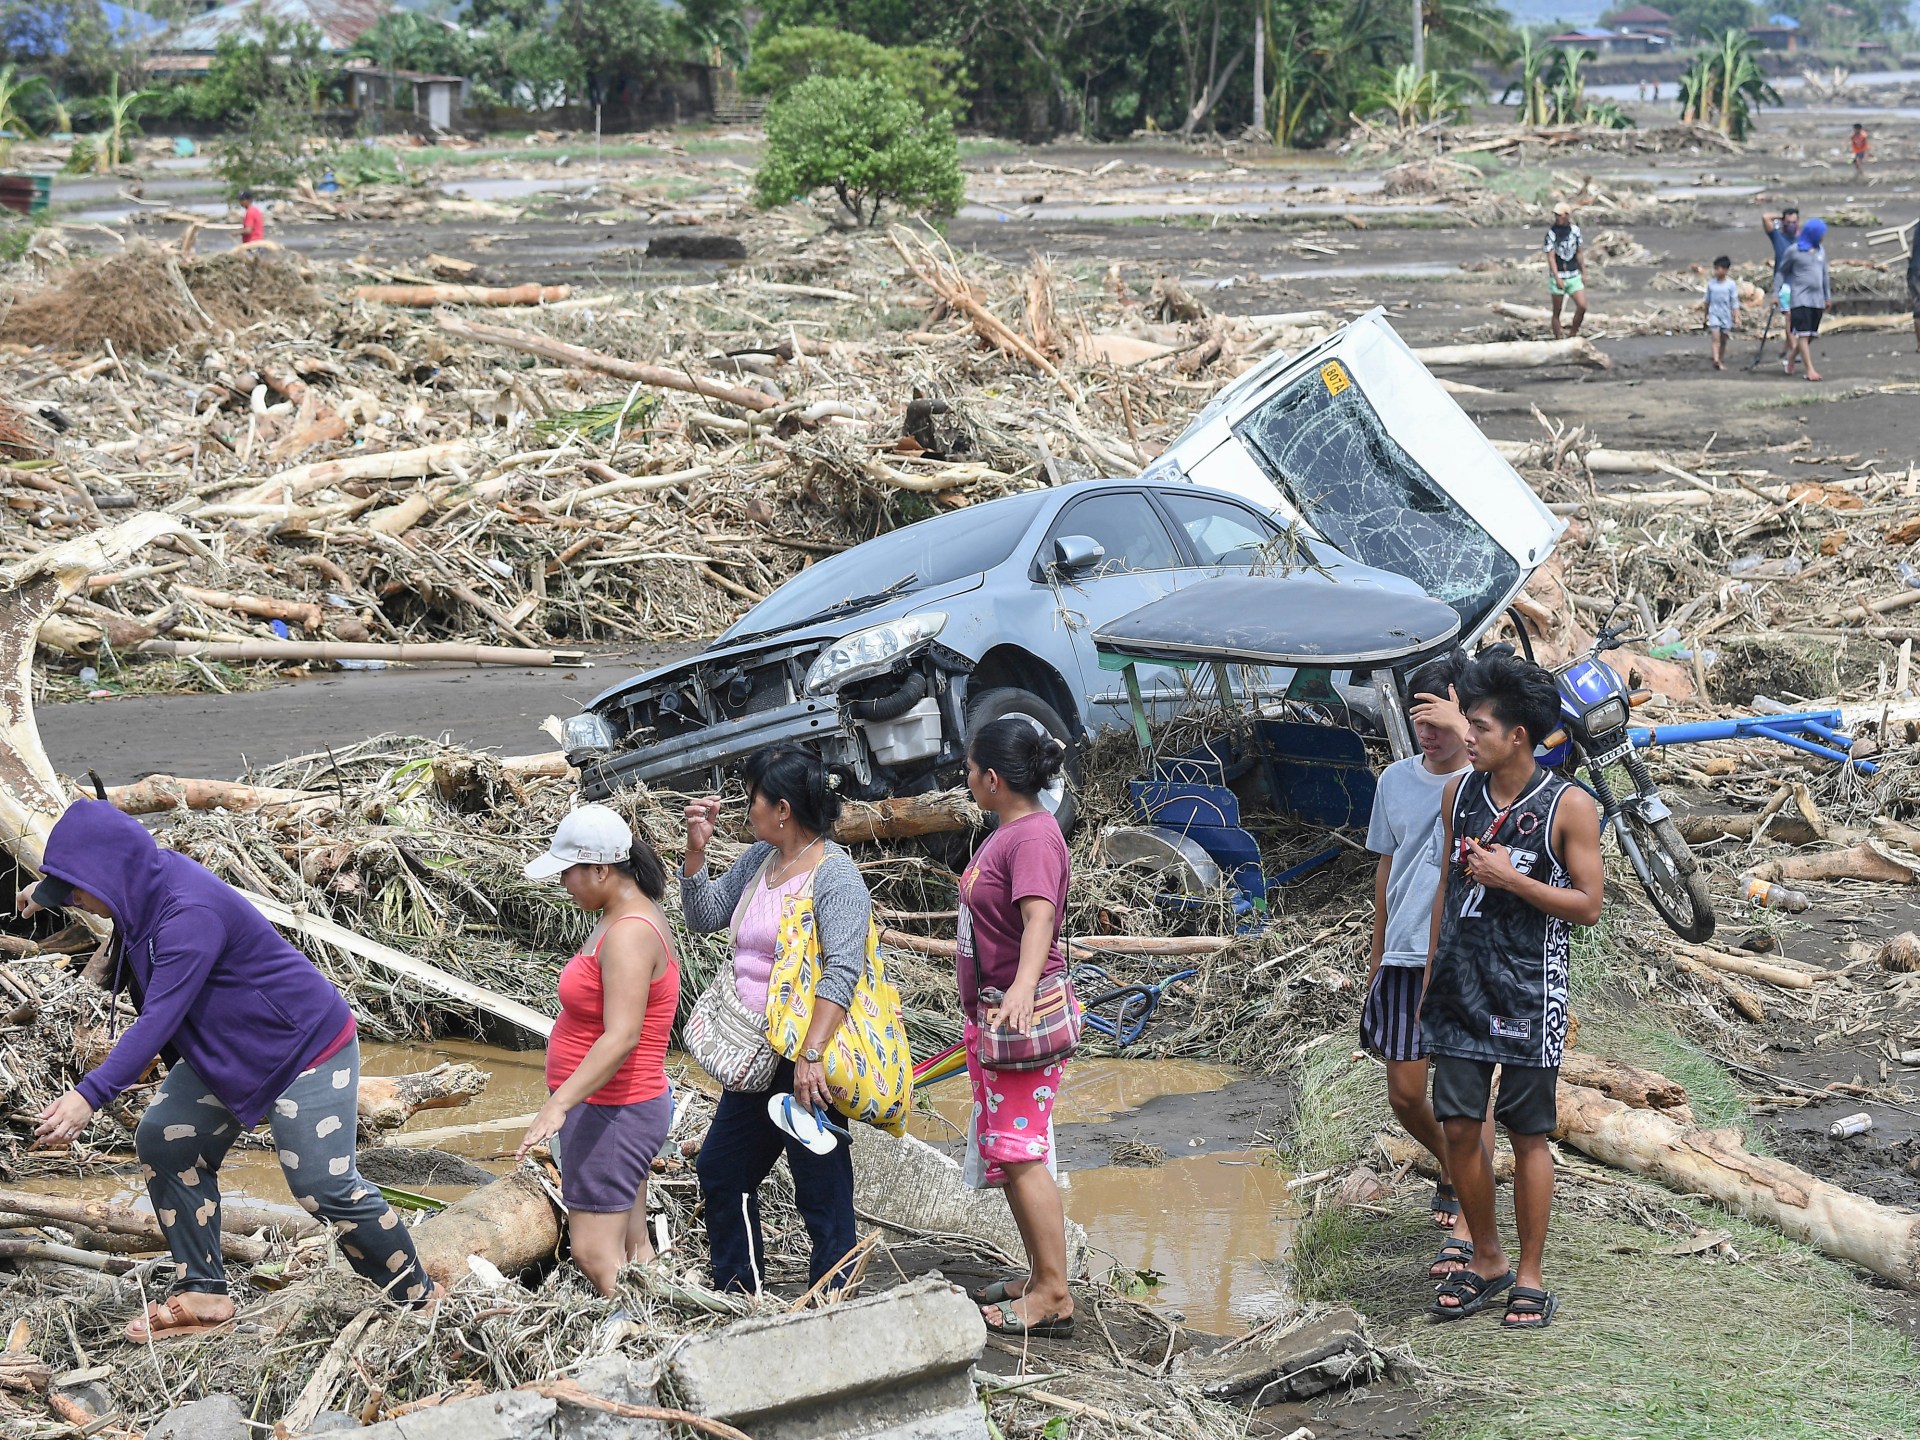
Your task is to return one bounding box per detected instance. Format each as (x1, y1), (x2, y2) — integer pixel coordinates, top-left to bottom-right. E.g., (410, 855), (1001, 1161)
(956, 718), (1076, 1338)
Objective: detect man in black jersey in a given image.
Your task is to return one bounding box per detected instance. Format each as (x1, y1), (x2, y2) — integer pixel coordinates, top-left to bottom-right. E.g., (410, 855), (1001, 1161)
(1420, 650), (1603, 1330)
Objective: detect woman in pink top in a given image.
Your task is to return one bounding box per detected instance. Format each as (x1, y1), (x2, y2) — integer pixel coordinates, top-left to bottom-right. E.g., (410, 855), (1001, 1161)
(518, 805), (680, 1296)
(957, 718), (1076, 1339)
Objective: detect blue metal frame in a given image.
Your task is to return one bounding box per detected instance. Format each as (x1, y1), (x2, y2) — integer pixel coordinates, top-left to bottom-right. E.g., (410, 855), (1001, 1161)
(1630, 709), (1875, 776)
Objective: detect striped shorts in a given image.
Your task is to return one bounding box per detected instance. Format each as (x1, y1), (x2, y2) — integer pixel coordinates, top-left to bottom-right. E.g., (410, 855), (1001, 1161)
(1360, 965), (1428, 1063)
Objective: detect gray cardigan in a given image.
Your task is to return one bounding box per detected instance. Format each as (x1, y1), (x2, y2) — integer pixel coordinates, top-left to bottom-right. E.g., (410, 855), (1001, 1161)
(1777, 244), (1830, 311)
(680, 841), (871, 1011)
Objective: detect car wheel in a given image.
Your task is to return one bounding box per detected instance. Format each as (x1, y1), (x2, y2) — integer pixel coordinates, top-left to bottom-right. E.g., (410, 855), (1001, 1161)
(965, 687), (1082, 836)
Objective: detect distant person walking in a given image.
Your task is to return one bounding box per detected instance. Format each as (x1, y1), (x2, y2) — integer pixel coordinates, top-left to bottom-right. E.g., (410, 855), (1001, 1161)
(1907, 224), (1919, 353)
(1705, 255), (1740, 370)
(238, 190), (265, 246)
(1778, 217), (1830, 383)
(1759, 202), (1800, 368)
(1543, 202), (1586, 338)
(1851, 123), (1869, 172)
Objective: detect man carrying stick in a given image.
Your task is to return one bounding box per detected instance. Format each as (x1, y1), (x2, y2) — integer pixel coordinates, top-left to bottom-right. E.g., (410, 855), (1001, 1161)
(1419, 649), (1604, 1330)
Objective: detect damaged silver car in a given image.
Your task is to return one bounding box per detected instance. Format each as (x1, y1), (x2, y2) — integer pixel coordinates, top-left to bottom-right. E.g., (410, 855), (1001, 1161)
(563, 311), (1561, 829)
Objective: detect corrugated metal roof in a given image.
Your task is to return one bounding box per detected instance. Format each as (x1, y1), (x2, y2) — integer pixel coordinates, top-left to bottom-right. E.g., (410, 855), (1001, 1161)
(164, 0), (392, 53)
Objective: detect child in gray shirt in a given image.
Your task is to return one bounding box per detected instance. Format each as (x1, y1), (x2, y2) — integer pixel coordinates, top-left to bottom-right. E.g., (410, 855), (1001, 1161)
(1705, 255), (1739, 371)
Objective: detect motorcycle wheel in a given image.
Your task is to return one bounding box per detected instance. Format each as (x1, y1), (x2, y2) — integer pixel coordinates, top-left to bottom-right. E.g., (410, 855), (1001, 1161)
(1619, 809), (1716, 942)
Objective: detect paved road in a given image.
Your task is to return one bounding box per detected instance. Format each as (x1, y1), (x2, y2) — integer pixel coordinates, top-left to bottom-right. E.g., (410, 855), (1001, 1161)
(40, 648), (689, 782)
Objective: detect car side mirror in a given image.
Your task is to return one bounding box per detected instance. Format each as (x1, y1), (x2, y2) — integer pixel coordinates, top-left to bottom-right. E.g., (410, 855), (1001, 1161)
(1053, 535), (1105, 573)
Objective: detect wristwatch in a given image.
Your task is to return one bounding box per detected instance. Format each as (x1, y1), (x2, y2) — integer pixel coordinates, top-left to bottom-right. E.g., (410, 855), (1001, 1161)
(803, 1045), (823, 1063)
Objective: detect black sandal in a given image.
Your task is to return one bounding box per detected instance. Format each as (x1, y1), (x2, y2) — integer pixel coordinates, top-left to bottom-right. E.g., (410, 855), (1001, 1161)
(1500, 1286), (1559, 1331)
(1430, 1182), (1460, 1227)
(1428, 1268), (1514, 1322)
(1428, 1238), (1474, 1281)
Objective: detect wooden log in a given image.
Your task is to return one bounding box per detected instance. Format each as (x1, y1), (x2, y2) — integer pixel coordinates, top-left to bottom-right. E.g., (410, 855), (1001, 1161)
(0, 1237), (134, 1275)
(35, 613), (101, 657)
(0, 1188), (283, 1260)
(1377, 1131), (1515, 1182)
(355, 283), (571, 308)
(833, 789), (981, 844)
(1411, 337), (1611, 369)
(1490, 300), (1624, 328)
(1752, 841), (1920, 886)
(134, 639), (584, 667)
(1674, 811), (1835, 847)
(435, 313), (777, 412)
(356, 1063), (490, 1135)
(103, 775), (326, 816)
(1672, 941), (1818, 990)
(172, 584), (323, 631)
(363, 488), (440, 538)
(1553, 1082), (1920, 1292)
(216, 439), (475, 508)
(1558, 1052), (1694, 1120)
(410, 1168), (561, 1286)
(1672, 954), (1766, 1022)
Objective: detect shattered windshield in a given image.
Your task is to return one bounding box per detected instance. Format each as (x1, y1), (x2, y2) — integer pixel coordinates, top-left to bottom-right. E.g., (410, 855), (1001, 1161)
(1231, 367), (1517, 634)
(720, 494), (1041, 640)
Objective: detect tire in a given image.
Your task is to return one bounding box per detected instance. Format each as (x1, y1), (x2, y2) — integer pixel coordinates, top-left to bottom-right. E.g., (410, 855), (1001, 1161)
(1619, 809), (1716, 942)
(964, 686), (1082, 836)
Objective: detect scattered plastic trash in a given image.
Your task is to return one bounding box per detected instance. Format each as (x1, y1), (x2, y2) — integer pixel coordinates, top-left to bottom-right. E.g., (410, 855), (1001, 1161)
(1828, 1112), (1873, 1139)
(1741, 875), (1810, 913)
(77, 666), (96, 684)
(334, 659), (389, 671)
(172, 137), (196, 157)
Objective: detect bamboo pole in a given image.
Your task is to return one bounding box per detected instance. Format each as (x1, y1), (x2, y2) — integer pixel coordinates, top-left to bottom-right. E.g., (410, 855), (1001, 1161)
(1411, 337), (1611, 369)
(435, 313), (778, 412)
(134, 639), (584, 666)
(103, 775), (326, 816)
(1671, 941), (1818, 990)
(880, 927), (1230, 960)
(355, 283), (571, 307)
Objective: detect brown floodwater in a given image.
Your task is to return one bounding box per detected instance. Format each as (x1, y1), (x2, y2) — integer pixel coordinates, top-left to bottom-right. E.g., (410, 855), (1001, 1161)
(31, 1045), (1295, 1335)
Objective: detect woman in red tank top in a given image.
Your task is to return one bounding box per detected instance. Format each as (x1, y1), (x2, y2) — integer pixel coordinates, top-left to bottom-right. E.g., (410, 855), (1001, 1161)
(518, 805), (681, 1296)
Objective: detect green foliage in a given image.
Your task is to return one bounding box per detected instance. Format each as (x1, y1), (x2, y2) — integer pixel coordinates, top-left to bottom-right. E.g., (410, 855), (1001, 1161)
(1500, 41), (1632, 129)
(195, 13), (338, 124)
(86, 73), (148, 169)
(754, 72), (962, 226)
(214, 99), (324, 197)
(59, 133), (95, 172)
(327, 141), (404, 188)
(560, 0), (672, 106)
(1360, 62), (1466, 129)
(0, 62), (48, 159)
(743, 25), (966, 119)
(1678, 29), (1779, 138)
(1663, 0), (1758, 41)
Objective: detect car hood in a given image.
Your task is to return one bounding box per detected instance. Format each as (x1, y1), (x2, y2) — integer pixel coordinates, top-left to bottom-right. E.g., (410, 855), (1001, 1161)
(586, 572), (987, 712)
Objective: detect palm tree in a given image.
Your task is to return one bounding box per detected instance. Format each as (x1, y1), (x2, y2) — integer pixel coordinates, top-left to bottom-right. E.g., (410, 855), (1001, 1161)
(1708, 30), (1778, 139)
(1547, 46), (1592, 123)
(1675, 56), (1709, 124)
(0, 65), (48, 165)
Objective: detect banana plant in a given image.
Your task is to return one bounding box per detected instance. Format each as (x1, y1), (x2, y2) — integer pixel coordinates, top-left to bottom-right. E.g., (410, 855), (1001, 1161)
(93, 75), (149, 171)
(0, 65), (48, 164)
(1501, 33), (1551, 126)
(1709, 30), (1778, 139)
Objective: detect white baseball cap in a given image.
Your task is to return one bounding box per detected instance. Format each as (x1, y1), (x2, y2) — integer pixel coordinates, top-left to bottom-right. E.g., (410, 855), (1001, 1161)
(524, 804), (632, 880)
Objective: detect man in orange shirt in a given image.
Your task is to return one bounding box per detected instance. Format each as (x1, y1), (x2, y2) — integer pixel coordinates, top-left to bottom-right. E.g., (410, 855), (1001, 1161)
(238, 190), (265, 245)
(1851, 125), (1869, 172)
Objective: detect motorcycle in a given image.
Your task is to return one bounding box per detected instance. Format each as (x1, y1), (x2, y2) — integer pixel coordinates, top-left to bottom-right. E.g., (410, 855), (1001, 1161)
(1526, 616), (1717, 943)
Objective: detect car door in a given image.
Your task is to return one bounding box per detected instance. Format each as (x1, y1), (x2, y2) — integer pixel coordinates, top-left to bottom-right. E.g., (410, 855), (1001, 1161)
(1037, 489), (1195, 726)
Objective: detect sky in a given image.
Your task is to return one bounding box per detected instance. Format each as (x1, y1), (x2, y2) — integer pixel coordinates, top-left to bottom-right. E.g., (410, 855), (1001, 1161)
(1502, 0), (1920, 25)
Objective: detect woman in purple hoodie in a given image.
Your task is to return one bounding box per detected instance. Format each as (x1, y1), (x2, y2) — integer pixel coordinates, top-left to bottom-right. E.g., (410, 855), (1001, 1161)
(26, 800), (434, 1340)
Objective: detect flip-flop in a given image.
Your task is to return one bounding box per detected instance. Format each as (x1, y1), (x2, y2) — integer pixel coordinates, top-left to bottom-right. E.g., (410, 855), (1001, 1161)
(124, 1296), (235, 1344)
(766, 1094), (852, 1155)
(970, 1277), (1028, 1306)
(1428, 1268), (1514, 1323)
(1428, 1238), (1474, 1281)
(1500, 1286), (1559, 1331)
(981, 1301), (1074, 1339)
(1430, 1182), (1460, 1227)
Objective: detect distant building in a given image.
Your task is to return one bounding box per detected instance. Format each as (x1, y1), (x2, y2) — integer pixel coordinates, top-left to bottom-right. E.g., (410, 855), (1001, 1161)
(150, 0), (390, 62)
(1544, 26), (1666, 54)
(1746, 21), (1802, 51)
(345, 62), (466, 131)
(1603, 4), (1675, 39)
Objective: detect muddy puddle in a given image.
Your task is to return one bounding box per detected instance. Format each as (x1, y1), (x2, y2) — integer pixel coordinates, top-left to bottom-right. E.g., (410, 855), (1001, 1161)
(38, 1047), (1294, 1334)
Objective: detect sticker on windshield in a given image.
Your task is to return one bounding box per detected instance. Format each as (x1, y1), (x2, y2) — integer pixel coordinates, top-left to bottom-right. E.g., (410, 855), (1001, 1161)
(1319, 361), (1350, 397)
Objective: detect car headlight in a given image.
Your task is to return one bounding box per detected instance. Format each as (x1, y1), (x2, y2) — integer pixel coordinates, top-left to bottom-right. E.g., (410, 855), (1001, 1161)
(1582, 696), (1628, 734)
(804, 613), (947, 697)
(561, 711), (618, 757)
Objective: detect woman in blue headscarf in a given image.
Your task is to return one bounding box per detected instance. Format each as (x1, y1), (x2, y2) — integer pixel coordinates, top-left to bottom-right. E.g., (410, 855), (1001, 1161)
(1777, 217), (1829, 382)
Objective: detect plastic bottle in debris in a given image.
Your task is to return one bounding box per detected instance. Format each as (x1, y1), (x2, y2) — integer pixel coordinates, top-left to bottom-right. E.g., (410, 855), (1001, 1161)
(1899, 561), (1920, 592)
(1650, 626), (1684, 659)
(1828, 1112), (1873, 1139)
(1741, 875), (1810, 913)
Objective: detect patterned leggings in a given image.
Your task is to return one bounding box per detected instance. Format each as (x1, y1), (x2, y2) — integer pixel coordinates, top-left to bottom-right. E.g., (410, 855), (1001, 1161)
(133, 1039), (430, 1305)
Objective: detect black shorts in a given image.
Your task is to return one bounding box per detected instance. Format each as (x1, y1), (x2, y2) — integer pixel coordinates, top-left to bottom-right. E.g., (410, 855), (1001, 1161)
(1430, 1056), (1559, 1135)
(1360, 966), (1427, 1063)
(1907, 274), (1920, 319)
(1789, 305), (1824, 337)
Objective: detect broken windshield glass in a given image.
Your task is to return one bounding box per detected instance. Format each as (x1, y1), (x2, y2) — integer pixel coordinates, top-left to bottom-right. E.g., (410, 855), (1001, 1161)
(1231, 366), (1517, 635)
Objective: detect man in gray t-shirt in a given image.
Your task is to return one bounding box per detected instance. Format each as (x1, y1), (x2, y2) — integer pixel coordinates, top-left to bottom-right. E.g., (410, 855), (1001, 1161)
(1363, 651), (1489, 1277)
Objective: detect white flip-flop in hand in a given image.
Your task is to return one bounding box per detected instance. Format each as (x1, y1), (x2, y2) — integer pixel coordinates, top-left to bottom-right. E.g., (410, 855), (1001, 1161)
(767, 1093), (852, 1155)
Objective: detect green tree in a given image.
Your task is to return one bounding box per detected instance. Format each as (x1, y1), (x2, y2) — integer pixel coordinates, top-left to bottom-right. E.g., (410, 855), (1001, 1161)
(1663, 0), (1756, 41)
(561, 0), (670, 107)
(742, 24), (966, 119)
(1361, 62), (1463, 130)
(754, 72), (962, 226)
(1678, 27), (1778, 138)
(0, 63), (47, 161)
(194, 11), (337, 122)
(86, 72), (147, 169)
(1501, 31), (1553, 125)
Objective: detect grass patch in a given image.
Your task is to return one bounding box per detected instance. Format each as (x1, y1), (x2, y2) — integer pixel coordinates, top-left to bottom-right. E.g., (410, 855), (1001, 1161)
(1739, 383), (1877, 411)
(1342, 1193), (1919, 1440)
(959, 137), (1021, 158)
(419, 142), (673, 169)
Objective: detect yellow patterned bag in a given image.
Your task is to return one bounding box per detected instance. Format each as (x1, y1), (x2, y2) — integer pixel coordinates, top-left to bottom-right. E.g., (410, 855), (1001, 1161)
(763, 878), (913, 1136)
